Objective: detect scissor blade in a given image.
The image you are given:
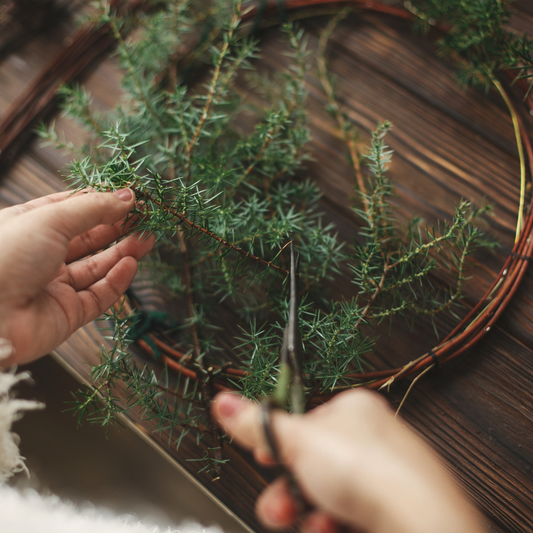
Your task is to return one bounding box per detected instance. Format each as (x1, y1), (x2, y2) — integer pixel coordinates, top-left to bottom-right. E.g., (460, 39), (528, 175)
(287, 242), (305, 413)
(287, 242), (301, 361)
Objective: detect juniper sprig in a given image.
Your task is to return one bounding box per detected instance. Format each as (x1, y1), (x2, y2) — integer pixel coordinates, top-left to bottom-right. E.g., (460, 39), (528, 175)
(408, 0), (533, 92)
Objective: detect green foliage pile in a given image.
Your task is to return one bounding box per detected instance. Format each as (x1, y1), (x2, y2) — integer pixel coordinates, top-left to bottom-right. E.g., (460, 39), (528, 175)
(36, 0), (525, 474)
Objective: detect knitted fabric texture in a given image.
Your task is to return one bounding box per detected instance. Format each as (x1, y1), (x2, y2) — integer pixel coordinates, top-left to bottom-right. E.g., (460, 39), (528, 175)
(0, 485), (224, 533)
(0, 339), (42, 483)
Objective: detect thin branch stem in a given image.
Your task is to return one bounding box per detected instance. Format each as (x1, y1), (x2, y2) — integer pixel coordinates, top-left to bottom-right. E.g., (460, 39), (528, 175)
(106, 9), (163, 127)
(493, 78), (526, 243)
(227, 25), (305, 195)
(132, 184), (290, 275)
(177, 229), (203, 366)
(185, 0), (243, 176)
(317, 9), (367, 200)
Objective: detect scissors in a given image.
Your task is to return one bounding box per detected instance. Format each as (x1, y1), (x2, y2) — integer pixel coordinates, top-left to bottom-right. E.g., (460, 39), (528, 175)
(261, 241), (311, 516)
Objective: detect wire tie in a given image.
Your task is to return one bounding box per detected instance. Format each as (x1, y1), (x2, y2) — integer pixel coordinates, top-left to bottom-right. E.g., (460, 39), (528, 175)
(511, 251), (531, 261)
(428, 349), (440, 368)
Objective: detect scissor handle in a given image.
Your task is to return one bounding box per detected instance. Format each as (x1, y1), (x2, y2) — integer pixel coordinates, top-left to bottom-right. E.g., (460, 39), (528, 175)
(261, 398), (313, 517)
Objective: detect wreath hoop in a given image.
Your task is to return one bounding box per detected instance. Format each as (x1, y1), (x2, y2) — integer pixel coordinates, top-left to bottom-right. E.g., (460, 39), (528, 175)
(111, 0), (533, 404)
(0, 0), (531, 403)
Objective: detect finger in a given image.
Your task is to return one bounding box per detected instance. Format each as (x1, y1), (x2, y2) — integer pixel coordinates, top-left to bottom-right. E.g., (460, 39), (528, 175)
(0, 191), (73, 225)
(74, 256), (139, 329)
(0, 189), (137, 307)
(66, 204), (149, 263)
(254, 448), (276, 466)
(22, 189), (136, 244)
(211, 391), (379, 526)
(66, 219), (134, 263)
(0, 188), (97, 226)
(211, 393), (288, 457)
(256, 477), (298, 529)
(67, 232), (155, 291)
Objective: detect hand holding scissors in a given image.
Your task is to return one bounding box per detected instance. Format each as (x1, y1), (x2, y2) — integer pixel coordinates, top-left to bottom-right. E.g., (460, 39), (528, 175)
(212, 244), (486, 533)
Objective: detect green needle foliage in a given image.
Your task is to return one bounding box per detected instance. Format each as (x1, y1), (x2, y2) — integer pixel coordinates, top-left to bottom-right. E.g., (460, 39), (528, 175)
(38, 0), (513, 476)
(408, 0), (533, 92)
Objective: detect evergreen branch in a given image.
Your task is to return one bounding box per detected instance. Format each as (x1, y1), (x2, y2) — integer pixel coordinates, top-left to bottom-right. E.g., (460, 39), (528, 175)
(411, 226), (477, 316)
(353, 269), (387, 332)
(385, 212), (466, 271)
(185, 0), (243, 176)
(357, 122), (394, 248)
(58, 85), (106, 136)
(229, 117), (282, 193)
(100, 2), (163, 128)
(57, 1), (499, 472)
(190, 231), (272, 268)
(178, 229), (203, 364)
(228, 23), (307, 195)
(131, 184), (291, 275)
(156, 384), (202, 405)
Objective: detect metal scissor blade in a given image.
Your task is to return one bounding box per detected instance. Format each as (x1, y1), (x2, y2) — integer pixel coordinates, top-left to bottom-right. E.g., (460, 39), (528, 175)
(287, 242), (305, 413)
(287, 242), (301, 369)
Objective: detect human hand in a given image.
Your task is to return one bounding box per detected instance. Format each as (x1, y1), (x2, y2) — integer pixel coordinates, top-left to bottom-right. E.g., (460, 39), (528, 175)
(212, 390), (486, 533)
(0, 189), (154, 366)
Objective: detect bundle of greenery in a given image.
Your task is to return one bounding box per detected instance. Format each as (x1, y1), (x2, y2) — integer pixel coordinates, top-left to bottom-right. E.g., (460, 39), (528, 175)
(38, 0), (532, 474)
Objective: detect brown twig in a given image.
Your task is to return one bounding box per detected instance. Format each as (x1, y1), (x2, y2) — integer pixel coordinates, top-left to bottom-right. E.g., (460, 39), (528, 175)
(316, 8), (367, 199)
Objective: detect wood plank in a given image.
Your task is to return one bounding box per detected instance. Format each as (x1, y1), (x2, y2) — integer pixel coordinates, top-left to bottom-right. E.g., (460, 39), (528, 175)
(1, 6), (533, 533)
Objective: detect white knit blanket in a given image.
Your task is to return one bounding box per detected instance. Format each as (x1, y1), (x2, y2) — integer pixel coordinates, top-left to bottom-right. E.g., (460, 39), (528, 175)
(0, 340), (221, 533)
(0, 339), (41, 484)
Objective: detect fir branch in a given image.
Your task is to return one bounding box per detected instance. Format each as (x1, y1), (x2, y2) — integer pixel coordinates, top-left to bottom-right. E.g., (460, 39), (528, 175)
(185, 0), (243, 176)
(409, 0), (533, 92)
(229, 23), (307, 195)
(98, 1), (164, 127)
(131, 183), (292, 275)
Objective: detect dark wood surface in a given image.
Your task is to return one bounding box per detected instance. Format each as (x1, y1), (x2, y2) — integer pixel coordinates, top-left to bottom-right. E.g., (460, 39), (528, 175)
(1, 4), (533, 532)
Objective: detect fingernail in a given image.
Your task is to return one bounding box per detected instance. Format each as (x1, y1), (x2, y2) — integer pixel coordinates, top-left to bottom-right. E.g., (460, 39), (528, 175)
(114, 188), (134, 202)
(216, 393), (246, 419)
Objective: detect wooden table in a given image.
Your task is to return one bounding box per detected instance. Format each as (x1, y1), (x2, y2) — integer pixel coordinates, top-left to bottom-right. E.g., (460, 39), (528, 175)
(1, 3), (533, 532)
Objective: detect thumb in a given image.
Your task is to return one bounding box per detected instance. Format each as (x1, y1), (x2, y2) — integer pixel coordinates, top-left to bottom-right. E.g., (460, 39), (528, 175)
(212, 393), (301, 462)
(22, 188), (136, 242)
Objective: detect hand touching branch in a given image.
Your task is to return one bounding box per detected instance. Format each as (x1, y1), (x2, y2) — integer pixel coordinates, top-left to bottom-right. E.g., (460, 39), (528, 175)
(212, 390), (487, 533)
(0, 189), (154, 366)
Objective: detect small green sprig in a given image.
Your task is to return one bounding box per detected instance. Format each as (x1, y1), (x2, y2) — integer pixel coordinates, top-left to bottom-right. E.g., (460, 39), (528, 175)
(409, 0), (533, 92)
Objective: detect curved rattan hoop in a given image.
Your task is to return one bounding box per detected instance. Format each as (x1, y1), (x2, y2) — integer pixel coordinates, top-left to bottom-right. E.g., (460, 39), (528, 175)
(1, 0), (531, 399)
(128, 1), (533, 398)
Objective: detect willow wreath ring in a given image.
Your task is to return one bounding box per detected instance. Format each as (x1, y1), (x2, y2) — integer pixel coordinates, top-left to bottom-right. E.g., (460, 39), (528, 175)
(104, 0), (533, 406)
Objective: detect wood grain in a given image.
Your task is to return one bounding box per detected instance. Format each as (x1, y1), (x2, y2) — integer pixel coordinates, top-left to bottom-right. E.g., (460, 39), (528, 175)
(1, 4), (533, 533)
